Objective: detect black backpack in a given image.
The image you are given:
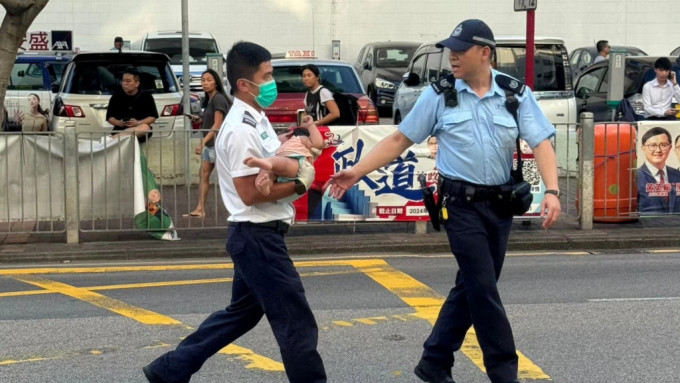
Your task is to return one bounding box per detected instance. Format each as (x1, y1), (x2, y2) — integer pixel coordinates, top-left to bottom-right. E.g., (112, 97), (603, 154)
(321, 87), (359, 125)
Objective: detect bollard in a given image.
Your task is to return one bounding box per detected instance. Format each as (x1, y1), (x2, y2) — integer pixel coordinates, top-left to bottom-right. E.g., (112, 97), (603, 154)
(414, 221), (427, 234)
(64, 121), (80, 243)
(579, 113), (594, 230)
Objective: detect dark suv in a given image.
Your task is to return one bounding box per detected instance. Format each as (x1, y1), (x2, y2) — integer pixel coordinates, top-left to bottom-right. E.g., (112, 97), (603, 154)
(573, 56), (680, 122)
(353, 41), (420, 114)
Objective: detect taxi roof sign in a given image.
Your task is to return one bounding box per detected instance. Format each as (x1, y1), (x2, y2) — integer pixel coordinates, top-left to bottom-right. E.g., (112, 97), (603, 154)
(285, 50), (317, 59)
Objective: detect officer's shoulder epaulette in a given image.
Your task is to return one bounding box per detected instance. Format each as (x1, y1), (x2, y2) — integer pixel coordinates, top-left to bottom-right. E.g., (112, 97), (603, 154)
(430, 74), (456, 95)
(242, 111), (257, 128)
(494, 73), (525, 96)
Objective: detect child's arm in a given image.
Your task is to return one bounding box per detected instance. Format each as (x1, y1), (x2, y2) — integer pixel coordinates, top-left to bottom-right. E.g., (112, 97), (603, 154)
(300, 115), (324, 150)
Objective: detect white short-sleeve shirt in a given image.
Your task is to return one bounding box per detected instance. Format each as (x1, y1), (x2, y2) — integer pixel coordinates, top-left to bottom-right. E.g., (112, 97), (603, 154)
(215, 97), (294, 223)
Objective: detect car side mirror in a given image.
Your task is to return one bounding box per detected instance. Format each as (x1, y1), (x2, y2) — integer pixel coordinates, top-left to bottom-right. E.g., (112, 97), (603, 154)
(576, 87), (591, 99)
(363, 62), (371, 70)
(17, 70), (25, 77)
(402, 72), (420, 86)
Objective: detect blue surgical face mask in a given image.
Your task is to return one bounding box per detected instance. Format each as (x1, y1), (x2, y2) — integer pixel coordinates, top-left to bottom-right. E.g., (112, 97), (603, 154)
(244, 79), (278, 108)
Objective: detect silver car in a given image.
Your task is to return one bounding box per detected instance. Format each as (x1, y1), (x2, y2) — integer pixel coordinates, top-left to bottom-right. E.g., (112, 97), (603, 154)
(50, 51), (186, 138)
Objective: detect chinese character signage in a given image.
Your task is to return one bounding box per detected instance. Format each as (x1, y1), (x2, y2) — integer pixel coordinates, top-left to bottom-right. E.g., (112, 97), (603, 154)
(20, 30), (72, 51)
(292, 125), (546, 222)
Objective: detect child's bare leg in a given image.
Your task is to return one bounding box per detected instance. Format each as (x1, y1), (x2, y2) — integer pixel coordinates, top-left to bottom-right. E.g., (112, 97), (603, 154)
(254, 170), (274, 196)
(244, 156), (300, 178)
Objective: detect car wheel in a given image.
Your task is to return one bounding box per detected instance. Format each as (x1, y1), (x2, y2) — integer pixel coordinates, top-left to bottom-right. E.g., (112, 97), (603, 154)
(394, 111), (402, 125)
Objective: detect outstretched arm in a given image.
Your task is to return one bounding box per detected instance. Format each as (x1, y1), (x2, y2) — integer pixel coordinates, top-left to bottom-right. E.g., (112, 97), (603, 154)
(326, 130), (414, 199)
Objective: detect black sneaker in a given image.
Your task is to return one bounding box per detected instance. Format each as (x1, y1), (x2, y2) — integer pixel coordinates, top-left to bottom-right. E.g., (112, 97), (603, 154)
(414, 358), (455, 383)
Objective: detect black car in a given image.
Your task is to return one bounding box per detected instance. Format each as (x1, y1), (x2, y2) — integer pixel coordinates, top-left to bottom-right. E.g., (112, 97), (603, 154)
(353, 41), (420, 114)
(569, 46), (646, 79)
(574, 56), (680, 122)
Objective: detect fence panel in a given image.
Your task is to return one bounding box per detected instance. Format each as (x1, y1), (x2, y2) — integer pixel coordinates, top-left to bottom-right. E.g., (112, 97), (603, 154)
(0, 132), (66, 234)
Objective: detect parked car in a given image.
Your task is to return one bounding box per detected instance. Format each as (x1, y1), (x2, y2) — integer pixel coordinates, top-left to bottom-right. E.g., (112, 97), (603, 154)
(393, 36), (577, 126)
(50, 51), (187, 138)
(4, 51), (72, 130)
(569, 46), (647, 79)
(573, 56), (680, 122)
(353, 41), (420, 114)
(670, 46), (680, 56)
(135, 31), (221, 93)
(265, 58), (380, 127)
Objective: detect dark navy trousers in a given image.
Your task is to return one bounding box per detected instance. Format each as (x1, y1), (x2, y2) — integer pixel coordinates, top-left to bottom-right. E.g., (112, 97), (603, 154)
(146, 224), (326, 383)
(421, 196), (517, 383)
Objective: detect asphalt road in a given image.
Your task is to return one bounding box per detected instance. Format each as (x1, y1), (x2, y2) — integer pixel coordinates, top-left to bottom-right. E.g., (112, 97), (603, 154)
(1, 250), (679, 382)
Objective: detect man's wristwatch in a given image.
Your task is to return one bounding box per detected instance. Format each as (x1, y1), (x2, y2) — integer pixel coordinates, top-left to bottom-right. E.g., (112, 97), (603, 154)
(545, 189), (561, 198)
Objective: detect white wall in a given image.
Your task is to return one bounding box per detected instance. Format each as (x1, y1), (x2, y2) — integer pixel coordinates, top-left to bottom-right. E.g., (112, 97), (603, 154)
(3, 0), (679, 62)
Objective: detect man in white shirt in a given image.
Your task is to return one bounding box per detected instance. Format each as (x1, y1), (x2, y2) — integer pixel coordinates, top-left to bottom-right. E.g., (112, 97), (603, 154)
(143, 41), (327, 383)
(593, 40), (609, 63)
(642, 57), (680, 120)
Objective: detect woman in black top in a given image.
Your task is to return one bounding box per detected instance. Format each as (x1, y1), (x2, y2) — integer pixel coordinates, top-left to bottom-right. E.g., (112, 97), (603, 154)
(301, 64), (340, 126)
(184, 69), (231, 218)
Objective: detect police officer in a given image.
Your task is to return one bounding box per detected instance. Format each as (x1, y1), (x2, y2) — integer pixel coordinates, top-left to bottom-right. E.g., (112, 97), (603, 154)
(143, 42), (326, 383)
(328, 19), (561, 383)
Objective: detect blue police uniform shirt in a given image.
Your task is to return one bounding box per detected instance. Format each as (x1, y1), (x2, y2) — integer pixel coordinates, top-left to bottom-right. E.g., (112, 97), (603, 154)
(399, 69), (555, 186)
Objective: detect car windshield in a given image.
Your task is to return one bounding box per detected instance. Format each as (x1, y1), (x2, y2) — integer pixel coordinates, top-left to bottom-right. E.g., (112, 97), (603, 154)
(374, 47), (417, 68)
(64, 61), (178, 95)
(273, 64), (363, 93)
(9, 62), (44, 90)
(144, 38), (219, 65)
(494, 44), (568, 92)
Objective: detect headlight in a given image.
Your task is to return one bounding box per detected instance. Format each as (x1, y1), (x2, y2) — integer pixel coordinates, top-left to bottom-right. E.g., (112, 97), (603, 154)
(374, 78), (396, 89)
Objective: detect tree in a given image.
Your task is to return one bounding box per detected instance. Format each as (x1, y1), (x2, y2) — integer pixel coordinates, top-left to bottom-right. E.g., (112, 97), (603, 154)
(0, 0), (49, 129)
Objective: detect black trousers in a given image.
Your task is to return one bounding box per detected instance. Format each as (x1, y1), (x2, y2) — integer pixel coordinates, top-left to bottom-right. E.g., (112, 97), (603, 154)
(421, 195), (517, 383)
(145, 224), (326, 383)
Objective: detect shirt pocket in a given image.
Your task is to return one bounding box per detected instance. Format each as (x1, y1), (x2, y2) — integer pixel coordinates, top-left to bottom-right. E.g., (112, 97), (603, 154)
(492, 114), (518, 148)
(442, 110), (475, 147)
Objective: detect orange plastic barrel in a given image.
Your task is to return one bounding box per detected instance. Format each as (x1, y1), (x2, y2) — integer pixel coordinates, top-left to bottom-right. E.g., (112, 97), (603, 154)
(592, 123), (638, 222)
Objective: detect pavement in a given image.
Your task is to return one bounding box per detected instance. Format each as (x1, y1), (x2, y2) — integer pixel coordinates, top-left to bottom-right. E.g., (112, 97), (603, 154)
(2, 214), (680, 264)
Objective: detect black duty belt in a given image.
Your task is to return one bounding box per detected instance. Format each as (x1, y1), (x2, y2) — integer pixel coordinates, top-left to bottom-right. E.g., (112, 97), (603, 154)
(439, 176), (503, 203)
(229, 220), (290, 234)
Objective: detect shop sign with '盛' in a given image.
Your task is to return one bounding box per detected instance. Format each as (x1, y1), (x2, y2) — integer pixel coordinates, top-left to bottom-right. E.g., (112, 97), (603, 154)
(514, 0), (537, 11)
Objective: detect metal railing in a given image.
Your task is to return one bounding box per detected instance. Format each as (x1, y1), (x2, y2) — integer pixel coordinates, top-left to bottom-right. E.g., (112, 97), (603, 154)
(6, 118), (677, 242)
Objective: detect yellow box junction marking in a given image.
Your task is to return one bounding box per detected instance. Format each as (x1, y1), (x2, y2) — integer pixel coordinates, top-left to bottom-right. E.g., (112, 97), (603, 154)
(4, 273), (284, 372)
(0, 259), (550, 379)
(345, 259), (551, 380)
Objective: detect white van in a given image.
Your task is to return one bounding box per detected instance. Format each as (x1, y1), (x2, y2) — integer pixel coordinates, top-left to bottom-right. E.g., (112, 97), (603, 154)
(136, 31), (221, 93)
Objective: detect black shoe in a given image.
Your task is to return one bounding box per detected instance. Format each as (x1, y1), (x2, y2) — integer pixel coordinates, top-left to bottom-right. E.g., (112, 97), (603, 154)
(142, 365), (166, 383)
(414, 358), (455, 383)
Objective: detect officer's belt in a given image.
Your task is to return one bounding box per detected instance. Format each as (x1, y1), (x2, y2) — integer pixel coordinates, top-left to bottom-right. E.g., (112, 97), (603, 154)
(439, 175), (502, 203)
(229, 220), (290, 234)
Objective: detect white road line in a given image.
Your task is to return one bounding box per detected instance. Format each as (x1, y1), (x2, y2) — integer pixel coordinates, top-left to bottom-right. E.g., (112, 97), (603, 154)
(588, 297), (680, 302)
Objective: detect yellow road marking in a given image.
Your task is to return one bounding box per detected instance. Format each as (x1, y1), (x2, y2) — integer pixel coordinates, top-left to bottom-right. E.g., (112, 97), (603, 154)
(0, 356), (63, 365)
(0, 264), (235, 275)
(9, 274), (182, 326)
(1, 259), (550, 378)
(6, 274), (285, 372)
(218, 344), (283, 371)
(348, 259), (551, 380)
(0, 270), (357, 298)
